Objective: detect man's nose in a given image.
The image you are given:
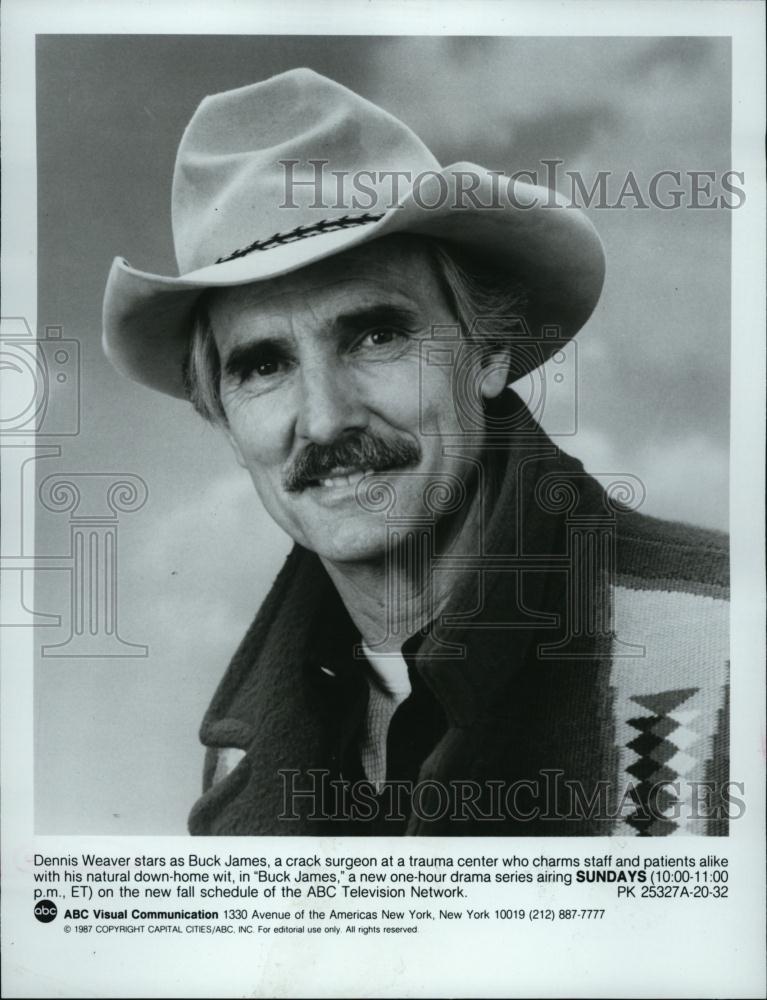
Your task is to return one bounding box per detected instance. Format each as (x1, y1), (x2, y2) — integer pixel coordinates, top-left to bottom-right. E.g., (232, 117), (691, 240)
(294, 362), (368, 445)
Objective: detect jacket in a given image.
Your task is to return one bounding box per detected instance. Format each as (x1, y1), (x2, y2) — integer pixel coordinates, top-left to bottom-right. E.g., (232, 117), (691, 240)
(188, 394), (729, 837)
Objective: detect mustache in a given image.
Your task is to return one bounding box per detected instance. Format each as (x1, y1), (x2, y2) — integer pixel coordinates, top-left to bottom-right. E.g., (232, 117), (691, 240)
(283, 432), (421, 493)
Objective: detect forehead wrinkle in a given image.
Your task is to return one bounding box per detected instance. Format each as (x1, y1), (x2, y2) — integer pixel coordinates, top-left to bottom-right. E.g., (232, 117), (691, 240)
(212, 286), (436, 355)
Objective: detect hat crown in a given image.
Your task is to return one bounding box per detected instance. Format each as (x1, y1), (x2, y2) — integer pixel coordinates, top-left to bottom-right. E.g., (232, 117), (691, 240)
(171, 68), (440, 274)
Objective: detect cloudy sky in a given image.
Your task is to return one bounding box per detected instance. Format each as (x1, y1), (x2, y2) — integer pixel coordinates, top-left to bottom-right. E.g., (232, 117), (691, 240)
(33, 35), (731, 833)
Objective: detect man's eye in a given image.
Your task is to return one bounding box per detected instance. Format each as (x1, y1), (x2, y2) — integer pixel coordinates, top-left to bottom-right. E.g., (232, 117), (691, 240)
(360, 328), (405, 348)
(254, 359), (280, 377)
(241, 354), (289, 381)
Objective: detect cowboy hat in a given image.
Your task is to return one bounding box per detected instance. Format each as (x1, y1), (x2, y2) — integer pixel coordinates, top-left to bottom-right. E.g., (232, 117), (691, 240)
(102, 67), (605, 400)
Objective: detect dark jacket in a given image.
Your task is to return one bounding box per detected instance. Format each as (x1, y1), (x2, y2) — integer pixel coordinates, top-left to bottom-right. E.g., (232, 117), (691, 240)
(189, 398), (729, 837)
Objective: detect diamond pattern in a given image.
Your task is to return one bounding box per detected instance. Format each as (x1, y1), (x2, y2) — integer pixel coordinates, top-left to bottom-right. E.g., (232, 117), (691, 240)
(623, 688), (701, 836)
(665, 724), (701, 752)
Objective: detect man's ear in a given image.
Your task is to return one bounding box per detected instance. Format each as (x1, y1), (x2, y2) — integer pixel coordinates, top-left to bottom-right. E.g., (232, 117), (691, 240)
(479, 345), (512, 400)
(223, 428), (247, 469)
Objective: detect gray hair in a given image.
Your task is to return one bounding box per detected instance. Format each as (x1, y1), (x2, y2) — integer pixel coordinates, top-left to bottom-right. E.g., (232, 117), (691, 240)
(182, 236), (528, 426)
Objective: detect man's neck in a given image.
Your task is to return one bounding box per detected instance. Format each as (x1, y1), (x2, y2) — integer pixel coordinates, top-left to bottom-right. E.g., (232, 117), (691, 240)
(321, 485), (484, 655)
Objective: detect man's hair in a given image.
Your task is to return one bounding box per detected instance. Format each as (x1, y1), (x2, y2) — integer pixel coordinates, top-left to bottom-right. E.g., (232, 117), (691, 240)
(182, 236), (528, 425)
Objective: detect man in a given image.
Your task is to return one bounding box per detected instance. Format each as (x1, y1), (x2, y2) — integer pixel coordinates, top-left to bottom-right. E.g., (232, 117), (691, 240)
(103, 68), (729, 836)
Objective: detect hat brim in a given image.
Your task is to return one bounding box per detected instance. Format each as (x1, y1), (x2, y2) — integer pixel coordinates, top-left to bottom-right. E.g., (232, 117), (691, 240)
(102, 162), (605, 400)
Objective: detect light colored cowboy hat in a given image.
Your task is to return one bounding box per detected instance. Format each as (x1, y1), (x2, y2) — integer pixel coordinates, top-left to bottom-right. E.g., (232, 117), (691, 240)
(103, 67), (605, 400)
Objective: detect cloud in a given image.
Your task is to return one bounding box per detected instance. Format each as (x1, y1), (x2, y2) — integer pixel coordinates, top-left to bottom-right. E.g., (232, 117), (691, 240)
(568, 427), (728, 531)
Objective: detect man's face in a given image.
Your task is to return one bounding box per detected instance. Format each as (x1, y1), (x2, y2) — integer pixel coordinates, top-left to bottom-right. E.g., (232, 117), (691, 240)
(208, 237), (509, 564)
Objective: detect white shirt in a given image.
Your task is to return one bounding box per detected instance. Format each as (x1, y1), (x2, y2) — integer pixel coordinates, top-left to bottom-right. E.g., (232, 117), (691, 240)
(358, 643), (412, 788)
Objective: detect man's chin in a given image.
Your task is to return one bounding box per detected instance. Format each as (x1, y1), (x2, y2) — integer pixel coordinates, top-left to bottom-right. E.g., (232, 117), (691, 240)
(305, 526), (391, 566)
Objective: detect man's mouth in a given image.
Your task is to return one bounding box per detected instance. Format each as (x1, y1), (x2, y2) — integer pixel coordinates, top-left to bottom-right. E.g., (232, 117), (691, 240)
(307, 466), (386, 490)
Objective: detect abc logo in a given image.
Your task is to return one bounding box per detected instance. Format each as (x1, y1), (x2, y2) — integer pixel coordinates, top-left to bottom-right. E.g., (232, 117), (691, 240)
(34, 900), (58, 923)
